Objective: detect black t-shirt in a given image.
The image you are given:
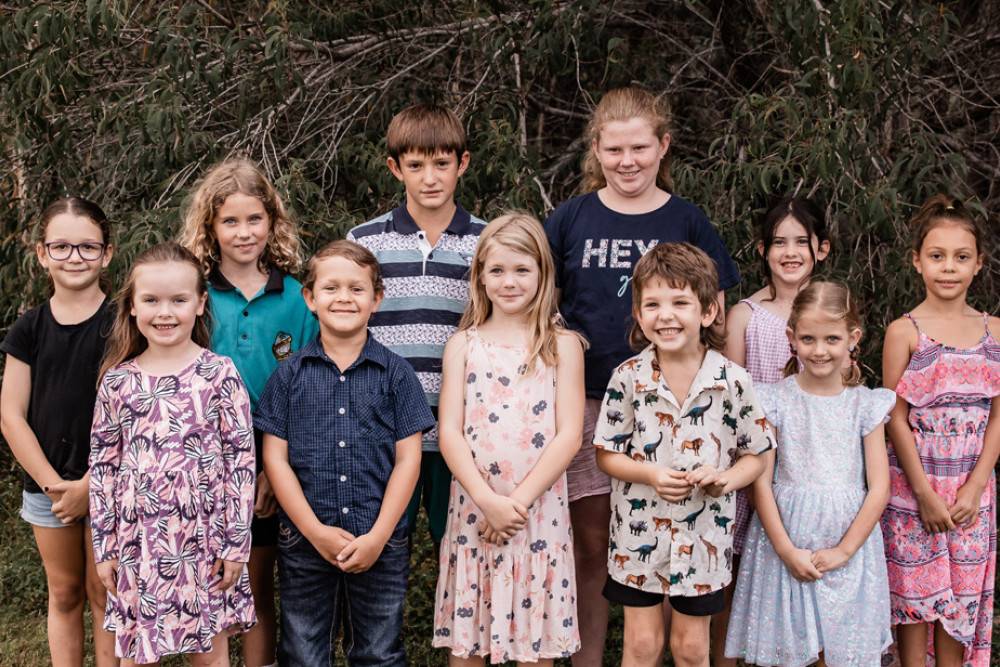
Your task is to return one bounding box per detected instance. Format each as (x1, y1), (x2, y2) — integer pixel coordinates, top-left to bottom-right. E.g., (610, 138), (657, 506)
(545, 191), (741, 397)
(1, 299), (116, 493)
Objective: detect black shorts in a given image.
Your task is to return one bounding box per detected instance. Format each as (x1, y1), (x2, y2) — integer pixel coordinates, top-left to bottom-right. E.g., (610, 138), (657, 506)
(250, 427), (278, 547)
(602, 575), (725, 617)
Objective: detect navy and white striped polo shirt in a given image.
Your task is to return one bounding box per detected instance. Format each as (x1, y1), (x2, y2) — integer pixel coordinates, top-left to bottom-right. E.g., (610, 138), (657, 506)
(347, 201), (486, 452)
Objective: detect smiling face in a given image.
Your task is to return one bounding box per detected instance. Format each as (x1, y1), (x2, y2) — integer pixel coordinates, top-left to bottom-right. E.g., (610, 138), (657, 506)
(760, 216), (829, 289)
(212, 192), (270, 272)
(593, 117), (670, 201)
(36, 213), (112, 293)
(130, 261), (207, 353)
(635, 278), (717, 361)
(387, 149), (470, 219)
(913, 223), (982, 302)
(787, 310), (860, 385)
(303, 255), (383, 340)
(480, 244), (540, 319)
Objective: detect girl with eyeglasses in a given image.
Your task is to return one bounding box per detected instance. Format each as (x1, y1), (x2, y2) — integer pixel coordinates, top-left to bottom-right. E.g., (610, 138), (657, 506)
(0, 197), (119, 666)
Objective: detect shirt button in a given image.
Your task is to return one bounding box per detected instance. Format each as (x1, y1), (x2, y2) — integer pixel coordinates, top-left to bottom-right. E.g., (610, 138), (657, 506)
(243, 311), (249, 317)
(342, 507), (349, 514)
(340, 475), (347, 482)
(339, 376), (345, 382)
(338, 407), (345, 415)
(241, 334), (248, 339)
(338, 441), (345, 447)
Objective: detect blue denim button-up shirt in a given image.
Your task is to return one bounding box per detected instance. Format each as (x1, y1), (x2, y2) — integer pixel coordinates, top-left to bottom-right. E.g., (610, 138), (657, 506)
(254, 333), (435, 536)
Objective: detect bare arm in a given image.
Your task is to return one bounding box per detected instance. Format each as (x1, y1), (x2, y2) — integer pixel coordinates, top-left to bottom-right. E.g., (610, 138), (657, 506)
(723, 301), (752, 366)
(812, 424), (890, 573)
(510, 333), (585, 507)
(751, 443), (822, 581)
(882, 318), (954, 532)
(1, 356), (63, 490)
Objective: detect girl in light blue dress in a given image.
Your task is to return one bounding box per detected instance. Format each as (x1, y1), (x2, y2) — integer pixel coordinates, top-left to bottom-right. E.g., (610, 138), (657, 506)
(725, 282), (894, 666)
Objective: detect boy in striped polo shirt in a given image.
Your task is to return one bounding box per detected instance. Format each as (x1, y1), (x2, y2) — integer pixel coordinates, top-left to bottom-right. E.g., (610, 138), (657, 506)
(347, 104), (486, 552)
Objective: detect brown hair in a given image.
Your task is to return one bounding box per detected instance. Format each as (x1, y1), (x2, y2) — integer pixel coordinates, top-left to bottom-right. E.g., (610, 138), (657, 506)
(581, 87), (673, 194)
(783, 281), (863, 386)
(303, 240), (383, 295)
(386, 104), (467, 163)
(36, 197), (113, 294)
(910, 193), (984, 255)
(99, 243), (210, 381)
(177, 158), (302, 275)
(629, 243), (722, 352)
(758, 196), (829, 300)
(460, 212), (584, 371)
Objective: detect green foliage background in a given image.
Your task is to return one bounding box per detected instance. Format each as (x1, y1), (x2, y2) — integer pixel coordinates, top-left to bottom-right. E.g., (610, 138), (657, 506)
(1, 0), (999, 664)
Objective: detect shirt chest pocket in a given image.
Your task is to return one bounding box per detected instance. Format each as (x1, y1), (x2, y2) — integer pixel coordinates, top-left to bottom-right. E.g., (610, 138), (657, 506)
(353, 391), (396, 444)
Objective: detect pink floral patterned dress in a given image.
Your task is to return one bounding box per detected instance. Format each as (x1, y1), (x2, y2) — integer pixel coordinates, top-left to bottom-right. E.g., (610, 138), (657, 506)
(89, 350), (257, 663)
(433, 330), (579, 662)
(881, 313), (997, 667)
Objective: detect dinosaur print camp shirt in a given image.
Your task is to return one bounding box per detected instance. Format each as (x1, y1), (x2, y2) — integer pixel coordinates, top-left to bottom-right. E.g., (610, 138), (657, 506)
(594, 346), (774, 597)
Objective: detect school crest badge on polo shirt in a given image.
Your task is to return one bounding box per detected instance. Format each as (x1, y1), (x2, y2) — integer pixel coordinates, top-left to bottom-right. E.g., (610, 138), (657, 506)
(272, 331), (293, 361)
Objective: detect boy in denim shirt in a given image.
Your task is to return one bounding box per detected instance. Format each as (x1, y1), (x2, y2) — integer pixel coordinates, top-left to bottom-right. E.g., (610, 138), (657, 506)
(256, 241), (434, 666)
(347, 104), (486, 551)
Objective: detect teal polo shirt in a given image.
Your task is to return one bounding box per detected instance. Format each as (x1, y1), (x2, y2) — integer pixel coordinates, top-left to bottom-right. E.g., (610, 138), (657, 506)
(207, 264), (318, 410)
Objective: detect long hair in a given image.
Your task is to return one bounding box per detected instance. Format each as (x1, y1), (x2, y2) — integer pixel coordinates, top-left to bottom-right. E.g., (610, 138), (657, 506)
(758, 196), (829, 301)
(177, 158), (302, 275)
(99, 243), (210, 381)
(460, 212), (583, 371)
(783, 281), (863, 387)
(629, 243), (723, 352)
(580, 87), (673, 194)
(36, 197), (113, 294)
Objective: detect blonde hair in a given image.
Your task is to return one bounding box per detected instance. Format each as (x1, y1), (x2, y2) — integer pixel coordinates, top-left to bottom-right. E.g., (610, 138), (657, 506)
(99, 243), (211, 382)
(460, 212), (584, 371)
(783, 281), (863, 387)
(629, 243), (723, 352)
(178, 158), (302, 275)
(581, 87), (673, 194)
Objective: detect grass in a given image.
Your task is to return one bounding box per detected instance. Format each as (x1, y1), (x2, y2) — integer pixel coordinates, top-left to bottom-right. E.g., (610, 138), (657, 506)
(0, 454), (994, 665)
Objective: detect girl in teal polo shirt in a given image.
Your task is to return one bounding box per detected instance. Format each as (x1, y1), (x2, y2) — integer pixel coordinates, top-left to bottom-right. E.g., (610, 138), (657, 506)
(179, 158), (317, 667)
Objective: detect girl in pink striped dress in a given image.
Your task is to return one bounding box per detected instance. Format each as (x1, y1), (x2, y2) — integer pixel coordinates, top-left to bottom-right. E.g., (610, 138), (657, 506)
(717, 197), (829, 666)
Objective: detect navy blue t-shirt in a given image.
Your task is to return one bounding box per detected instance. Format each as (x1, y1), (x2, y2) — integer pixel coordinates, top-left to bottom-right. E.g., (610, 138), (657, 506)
(544, 191), (740, 398)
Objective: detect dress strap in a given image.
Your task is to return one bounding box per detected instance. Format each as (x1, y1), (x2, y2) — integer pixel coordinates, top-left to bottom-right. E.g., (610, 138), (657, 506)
(903, 313), (922, 334)
(983, 312), (992, 338)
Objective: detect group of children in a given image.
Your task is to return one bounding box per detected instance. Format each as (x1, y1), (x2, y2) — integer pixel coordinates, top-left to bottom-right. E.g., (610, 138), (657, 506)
(0, 86), (995, 667)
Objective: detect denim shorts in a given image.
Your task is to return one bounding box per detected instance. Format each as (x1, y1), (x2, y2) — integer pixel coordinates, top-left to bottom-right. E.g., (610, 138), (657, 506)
(20, 490), (90, 528)
(276, 520), (410, 666)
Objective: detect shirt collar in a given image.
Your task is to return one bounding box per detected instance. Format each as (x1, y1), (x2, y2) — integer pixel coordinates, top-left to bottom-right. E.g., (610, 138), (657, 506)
(632, 346), (730, 397)
(207, 263), (285, 294)
(388, 200), (474, 236)
(299, 331), (389, 371)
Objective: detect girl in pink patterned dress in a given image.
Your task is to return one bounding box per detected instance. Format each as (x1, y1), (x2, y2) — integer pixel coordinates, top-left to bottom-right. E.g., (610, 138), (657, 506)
(433, 214), (585, 665)
(881, 194), (998, 667)
(90, 243), (256, 665)
(719, 197), (829, 667)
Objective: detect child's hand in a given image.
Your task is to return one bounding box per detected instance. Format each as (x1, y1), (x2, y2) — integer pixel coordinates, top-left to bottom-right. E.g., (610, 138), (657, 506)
(684, 466), (728, 497)
(479, 493), (528, 540)
(651, 468), (693, 503)
(915, 489), (956, 533)
(96, 559), (119, 597)
(310, 525), (356, 565)
(779, 547), (823, 582)
(810, 547), (850, 574)
(481, 524), (508, 546)
(949, 480), (984, 527)
(337, 533), (385, 573)
(254, 471), (279, 519)
(211, 558), (245, 591)
(46, 478), (89, 524)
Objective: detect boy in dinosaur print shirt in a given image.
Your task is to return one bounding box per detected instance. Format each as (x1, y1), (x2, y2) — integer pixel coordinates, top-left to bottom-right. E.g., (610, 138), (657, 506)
(592, 246), (773, 663)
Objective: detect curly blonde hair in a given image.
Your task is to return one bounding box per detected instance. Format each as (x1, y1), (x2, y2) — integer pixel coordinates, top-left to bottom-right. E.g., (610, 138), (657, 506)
(178, 158), (303, 275)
